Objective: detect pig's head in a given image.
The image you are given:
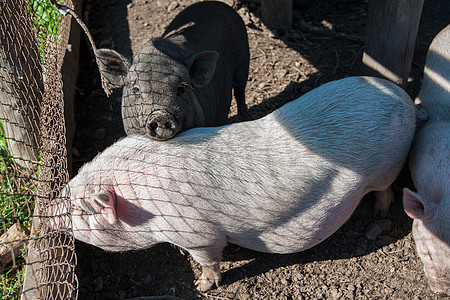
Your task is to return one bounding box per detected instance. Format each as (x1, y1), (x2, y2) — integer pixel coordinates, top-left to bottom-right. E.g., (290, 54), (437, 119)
(96, 40), (219, 141)
(64, 165), (155, 251)
(402, 121), (450, 295)
(403, 188), (450, 296)
(64, 171), (122, 250)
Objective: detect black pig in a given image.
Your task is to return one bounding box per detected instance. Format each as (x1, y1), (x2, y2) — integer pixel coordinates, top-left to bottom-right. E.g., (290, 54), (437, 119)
(96, 1), (250, 140)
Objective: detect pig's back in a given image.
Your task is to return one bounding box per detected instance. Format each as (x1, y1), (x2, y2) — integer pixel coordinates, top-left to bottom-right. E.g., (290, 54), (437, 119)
(416, 24), (450, 120)
(162, 1), (248, 55)
(409, 121), (450, 196)
(269, 76), (415, 177)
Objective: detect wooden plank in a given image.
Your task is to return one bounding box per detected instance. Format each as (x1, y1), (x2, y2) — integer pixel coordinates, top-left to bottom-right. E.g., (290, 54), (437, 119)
(59, 0), (84, 178)
(0, 223), (29, 270)
(0, 0), (42, 170)
(362, 0), (424, 87)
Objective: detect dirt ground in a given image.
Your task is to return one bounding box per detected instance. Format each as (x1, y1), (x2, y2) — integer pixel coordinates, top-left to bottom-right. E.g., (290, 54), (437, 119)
(72, 0), (449, 299)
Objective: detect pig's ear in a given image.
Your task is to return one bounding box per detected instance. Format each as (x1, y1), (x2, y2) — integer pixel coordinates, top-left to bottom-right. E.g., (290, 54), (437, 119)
(403, 188), (430, 220)
(96, 49), (131, 89)
(92, 192), (117, 225)
(186, 51), (219, 88)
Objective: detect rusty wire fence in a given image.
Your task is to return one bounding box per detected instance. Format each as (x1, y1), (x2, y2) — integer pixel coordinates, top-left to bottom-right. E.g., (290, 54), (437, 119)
(0, 0), (77, 299)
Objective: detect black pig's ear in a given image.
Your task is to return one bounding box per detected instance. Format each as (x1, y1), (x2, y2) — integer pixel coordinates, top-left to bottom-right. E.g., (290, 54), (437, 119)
(96, 49), (131, 90)
(92, 192), (117, 225)
(186, 51), (219, 88)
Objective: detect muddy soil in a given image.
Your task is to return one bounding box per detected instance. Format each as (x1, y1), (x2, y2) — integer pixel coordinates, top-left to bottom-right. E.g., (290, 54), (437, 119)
(72, 0), (449, 299)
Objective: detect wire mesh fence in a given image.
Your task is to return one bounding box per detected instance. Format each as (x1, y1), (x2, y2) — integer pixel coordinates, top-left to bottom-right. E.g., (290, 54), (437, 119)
(0, 0), (77, 299)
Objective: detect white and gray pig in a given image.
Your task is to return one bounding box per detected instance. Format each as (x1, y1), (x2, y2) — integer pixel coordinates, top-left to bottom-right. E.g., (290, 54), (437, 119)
(65, 76), (416, 291)
(403, 24), (450, 296)
(96, 1), (250, 141)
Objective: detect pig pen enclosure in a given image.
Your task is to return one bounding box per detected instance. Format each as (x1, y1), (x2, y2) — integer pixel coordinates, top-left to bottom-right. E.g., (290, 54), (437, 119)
(0, 0), (449, 299)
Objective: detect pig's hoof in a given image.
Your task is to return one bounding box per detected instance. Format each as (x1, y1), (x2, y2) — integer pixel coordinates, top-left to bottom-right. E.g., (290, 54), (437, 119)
(364, 218), (392, 240)
(195, 265), (221, 292)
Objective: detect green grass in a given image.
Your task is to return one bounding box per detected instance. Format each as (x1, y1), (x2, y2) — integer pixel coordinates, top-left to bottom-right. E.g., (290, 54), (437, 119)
(0, 265), (24, 300)
(0, 132), (35, 236)
(0, 106), (34, 233)
(1, 1), (62, 299)
(29, 0), (62, 61)
(0, 123), (36, 300)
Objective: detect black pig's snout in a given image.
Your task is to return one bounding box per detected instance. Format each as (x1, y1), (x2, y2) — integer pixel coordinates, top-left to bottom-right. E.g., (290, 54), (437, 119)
(146, 111), (180, 141)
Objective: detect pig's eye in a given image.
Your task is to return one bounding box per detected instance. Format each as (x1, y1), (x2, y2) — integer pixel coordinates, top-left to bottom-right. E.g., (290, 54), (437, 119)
(176, 85), (186, 96)
(177, 83), (193, 96)
(131, 85), (140, 94)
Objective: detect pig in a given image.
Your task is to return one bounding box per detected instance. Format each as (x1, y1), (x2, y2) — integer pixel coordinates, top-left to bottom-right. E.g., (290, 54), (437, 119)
(96, 1), (250, 141)
(64, 76), (416, 291)
(402, 24), (450, 296)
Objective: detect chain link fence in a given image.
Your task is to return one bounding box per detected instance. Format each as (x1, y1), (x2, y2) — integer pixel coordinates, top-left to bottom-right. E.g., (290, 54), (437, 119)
(0, 0), (78, 298)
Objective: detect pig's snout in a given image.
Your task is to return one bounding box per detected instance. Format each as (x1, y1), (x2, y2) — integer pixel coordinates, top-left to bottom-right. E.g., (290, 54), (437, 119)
(427, 272), (450, 296)
(146, 110), (180, 141)
(423, 260), (450, 296)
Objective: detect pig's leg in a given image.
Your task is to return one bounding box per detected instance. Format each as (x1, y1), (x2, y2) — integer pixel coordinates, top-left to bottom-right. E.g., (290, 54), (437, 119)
(195, 264), (221, 292)
(188, 235), (227, 292)
(374, 186), (395, 217)
(234, 85), (252, 121)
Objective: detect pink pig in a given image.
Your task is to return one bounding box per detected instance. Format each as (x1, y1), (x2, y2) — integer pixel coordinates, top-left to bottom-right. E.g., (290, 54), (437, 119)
(403, 24), (450, 296)
(65, 76), (415, 291)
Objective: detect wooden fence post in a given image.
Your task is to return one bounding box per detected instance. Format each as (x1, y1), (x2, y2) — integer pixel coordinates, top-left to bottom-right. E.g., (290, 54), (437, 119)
(59, 0), (84, 177)
(362, 0), (424, 87)
(0, 0), (42, 170)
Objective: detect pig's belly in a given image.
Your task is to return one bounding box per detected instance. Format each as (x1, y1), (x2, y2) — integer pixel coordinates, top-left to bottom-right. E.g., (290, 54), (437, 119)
(226, 191), (364, 254)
